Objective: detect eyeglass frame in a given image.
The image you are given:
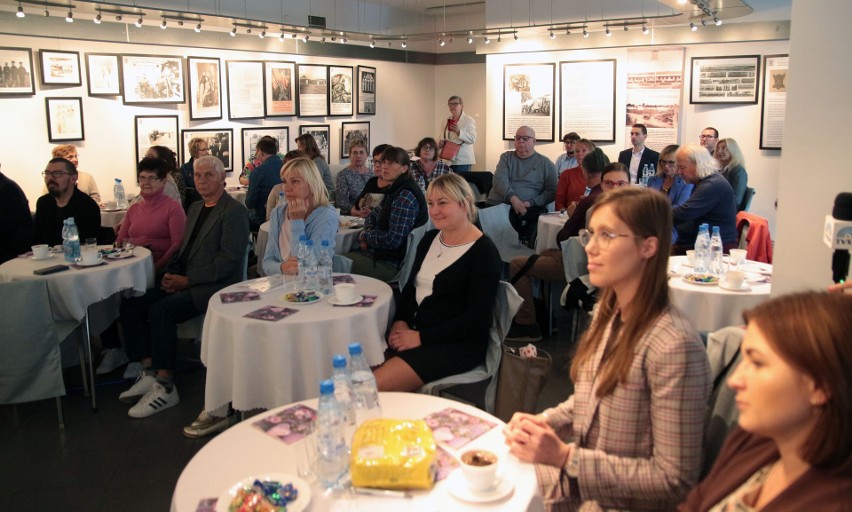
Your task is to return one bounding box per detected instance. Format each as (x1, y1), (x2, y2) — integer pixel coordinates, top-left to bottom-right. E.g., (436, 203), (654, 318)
(578, 228), (636, 249)
(659, 159), (676, 166)
(137, 175), (162, 183)
(514, 135), (534, 142)
(602, 179), (630, 188)
(42, 170), (72, 178)
(447, 101), (462, 106)
(699, 134), (717, 139)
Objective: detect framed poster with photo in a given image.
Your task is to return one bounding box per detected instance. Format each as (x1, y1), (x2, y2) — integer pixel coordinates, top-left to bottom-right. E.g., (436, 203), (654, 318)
(45, 97), (84, 142)
(297, 64), (329, 117)
(0, 47), (35, 95)
(181, 128), (233, 172)
(329, 66), (354, 116)
(122, 55), (185, 104)
(690, 55), (760, 104)
(226, 60), (264, 120)
(357, 65), (376, 115)
(39, 50), (81, 86)
(187, 57), (222, 120)
(264, 61), (296, 117)
(559, 59), (616, 143)
(341, 122), (369, 159)
(134, 115), (179, 164)
(299, 124), (331, 163)
(503, 63), (555, 142)
(85, 53), (121, 96)
(760, 54), (789, 150)
(242, 127), (289, 168)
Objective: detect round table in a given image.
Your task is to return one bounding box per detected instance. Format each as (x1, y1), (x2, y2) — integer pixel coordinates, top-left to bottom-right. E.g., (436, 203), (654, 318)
(668, 256), (772, 332)
(227, 187), (247, 205)
(201, 274), (393, 412)
(255, 221), (363, 276)
(535, 213), (568, 254)
(100, 208), (127, 229)
(171, 392), (541, 512)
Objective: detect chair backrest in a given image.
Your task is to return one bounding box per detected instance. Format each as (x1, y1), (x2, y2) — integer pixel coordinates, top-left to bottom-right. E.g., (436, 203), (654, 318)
(702, 325), (744, 478)
(740, 187), (756, 212)
(395, 220), (433, 286)
(560, 236), (589, 284)
(735, 211), (773, 263)
(0, 280), (66, 404)
(332, 254), (353, 273)
(478, 203), (535, 264)
(242, 235), (252, 281)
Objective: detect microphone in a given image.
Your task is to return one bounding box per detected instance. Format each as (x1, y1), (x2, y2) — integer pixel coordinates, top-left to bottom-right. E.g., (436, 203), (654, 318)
(823, 192), (852, 283)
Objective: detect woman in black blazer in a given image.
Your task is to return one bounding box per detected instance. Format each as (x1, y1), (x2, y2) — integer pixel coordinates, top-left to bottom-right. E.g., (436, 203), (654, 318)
(374, 173), (501, 391)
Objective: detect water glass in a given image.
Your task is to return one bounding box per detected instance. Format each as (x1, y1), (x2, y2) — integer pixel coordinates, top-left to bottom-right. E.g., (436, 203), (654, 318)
(728, 249), (747, 270)
(296, 428), (317, 481)
(123, 238), (135, 254)
(85, 238), (97, 249)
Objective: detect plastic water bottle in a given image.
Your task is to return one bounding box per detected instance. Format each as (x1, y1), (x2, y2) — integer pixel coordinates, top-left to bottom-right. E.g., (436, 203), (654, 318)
(332, 354), (356, 441)
(316, 379), (348, 490)
(63, 217), (81, 263)
(694, 223), (710, 274)
(114, 178), (128, 209)
(295, 235), (308, 286)
(302, 240), (318, 292)
(277, 191), (286, 208)
(348, 342), (382, 427)
(709, 226), (725, 276)
(640, 164), (650, 187)
(317, 240), (334, 296)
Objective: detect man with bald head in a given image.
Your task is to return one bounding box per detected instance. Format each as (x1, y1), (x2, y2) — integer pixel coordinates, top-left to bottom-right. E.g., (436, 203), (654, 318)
(485, 126), (557, 246)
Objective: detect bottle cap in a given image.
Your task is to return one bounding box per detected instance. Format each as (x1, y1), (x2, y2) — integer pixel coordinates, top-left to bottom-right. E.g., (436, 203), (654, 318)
(332, 354), (347, 368)
(299, 234), (307, 241)
(115, 178), (122, 183)
(306, 240), (314, 247)
(320, 379), (335, 394)
(348, 342), (362, 355)
(321, 240), (330, 247)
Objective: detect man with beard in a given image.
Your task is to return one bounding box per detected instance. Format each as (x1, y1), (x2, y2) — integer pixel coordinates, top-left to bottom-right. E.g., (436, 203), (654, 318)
(32, 157), (100, 246)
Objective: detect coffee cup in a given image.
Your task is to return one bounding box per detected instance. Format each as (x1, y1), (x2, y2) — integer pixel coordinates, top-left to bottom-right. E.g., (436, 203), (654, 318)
(460, 449), (499, 492)
(80, 246), (102, 265)
(686, 250), (696, 266)
(725, 270), (745, 288)
(32, 244), (49, 259)
(334, 283), (356, 303)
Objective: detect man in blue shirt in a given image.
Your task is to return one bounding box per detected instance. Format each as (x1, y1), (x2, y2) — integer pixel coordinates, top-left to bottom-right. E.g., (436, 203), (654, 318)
(245, 137), (283, 229)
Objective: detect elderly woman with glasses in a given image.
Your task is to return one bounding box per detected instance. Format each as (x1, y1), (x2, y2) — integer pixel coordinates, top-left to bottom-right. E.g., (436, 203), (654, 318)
(504, 187), (711, 511)
(409, 137), (451, 190)
(648, 144), (693, 207)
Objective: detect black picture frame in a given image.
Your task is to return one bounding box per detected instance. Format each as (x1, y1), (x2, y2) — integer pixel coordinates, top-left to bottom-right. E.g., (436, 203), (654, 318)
(329, 65), (354, 117)
(559, 59), (616, 144)
(241, 127), (290, 168)
(39, 49), (81, 86)
(689, 55), (760, 104)
(181, 128), (234, 172)
(341, 122), (370, 159)
(226, 60), (265, 120)
(299, 124), (331, 163)
(759, 54), (789, 150)
(0, 47), (35, 95)
(187, 56), (222, 120)
(264, 61), (296, 117)
(356, 65), (376, 115)
(296, 64), (329, 117)
(45, 97), (84, 142)
(85, 53), (122, 96)
(134, 115), (180, 164)
(121, 54), (185, 105)
(503, 63), (555, 142)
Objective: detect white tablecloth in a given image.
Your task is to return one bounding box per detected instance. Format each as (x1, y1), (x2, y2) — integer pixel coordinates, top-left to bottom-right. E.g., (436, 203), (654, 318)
(668, 256), (772, 332)
(256, 221), (363, 276)
(100, 208), (127, 229)
(535, 213), (568, 254)
(171, 392), (541, 512)
(0, 248), (155, 339)
(201, 274), (393, 412)
(227, 187), (247, 205)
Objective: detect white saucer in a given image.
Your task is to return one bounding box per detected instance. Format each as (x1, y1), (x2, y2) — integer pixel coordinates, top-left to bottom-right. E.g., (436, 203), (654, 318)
(107, 252), (134, 259)
(29, 254), (53, 261)
(77, 259), (105, 267)
(720, 280), (751, 292)
(446, 470), (514, 503)
(328, 295), (363, 306)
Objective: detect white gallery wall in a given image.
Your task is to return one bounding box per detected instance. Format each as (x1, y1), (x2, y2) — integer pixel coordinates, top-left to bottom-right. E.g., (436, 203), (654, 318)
(433, 63), (487, 169)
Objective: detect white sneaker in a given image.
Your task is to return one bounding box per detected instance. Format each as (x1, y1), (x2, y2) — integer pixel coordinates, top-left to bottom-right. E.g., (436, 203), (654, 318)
(96, 348), (129, 375)
(128, 382), (180, 418)
(118, 373), (156, 403)
(123, 362), (144, 380)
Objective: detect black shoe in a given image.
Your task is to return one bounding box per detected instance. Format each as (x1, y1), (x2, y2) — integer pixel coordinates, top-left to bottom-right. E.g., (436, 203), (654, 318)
(505, 322), (543, 342)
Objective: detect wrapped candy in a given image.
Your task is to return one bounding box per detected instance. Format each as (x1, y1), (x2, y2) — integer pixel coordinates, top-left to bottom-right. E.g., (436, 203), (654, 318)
(519, 344), (537, 359)
(227, 480), (297, 512)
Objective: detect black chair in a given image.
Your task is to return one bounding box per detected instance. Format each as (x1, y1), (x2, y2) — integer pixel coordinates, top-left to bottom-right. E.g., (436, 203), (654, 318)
(739, 187), (756, 212)
(97, 226), (116, 245)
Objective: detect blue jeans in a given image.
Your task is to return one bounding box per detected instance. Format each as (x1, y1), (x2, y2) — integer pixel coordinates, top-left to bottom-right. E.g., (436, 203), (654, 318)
(121, 288), (203, 371)
(450, 164), (471, 174)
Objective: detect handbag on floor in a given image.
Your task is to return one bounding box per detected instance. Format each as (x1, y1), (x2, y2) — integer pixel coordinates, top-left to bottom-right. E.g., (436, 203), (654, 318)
(494, 342), (552, 422)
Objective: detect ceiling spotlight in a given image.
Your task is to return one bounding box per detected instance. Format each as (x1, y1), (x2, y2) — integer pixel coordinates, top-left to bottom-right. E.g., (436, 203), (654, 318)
(135, 17), (143, 27)
(341, 37), (347, 43)
(484, 36), (490, 44)
(161, 20), (167, 29)
(714, 17), (722, 26)
(44, 9), (48, 17)
(449, 37), (454, 44)
(369, 40), (375, 48)
(497, 34), (501, 42)
(16, 4), (24, 18)
(549, 30), (555, 39)
(566, 28), (571, 36)
(439, 38), (445, 47)
(701, 18), (707, 26)
(246, 28), (251, 34)
(387, 42), (392, 47)
(302, 34), (309, 42)
(292, 33), (298, 38)
(624, 25), (629, 31)
(178, 20), (184, 26)
(583, 28), (588, 38)
(690, 22), (697, 31)
(513, 33), (518, 41)
(642, 25), (649, 35)
(467, 36), (473, 44)
(401, 40), (407, 48)
(605, 27), (611, 36)
(115, 15), (121, 21)
(230, 27), (236, 37)
(320, 36), (326, 43)
(331, 36), (336, 41)
(66, 10), (73, 22)
(279, 33), (285, 41)
(260, 30), (267, 39)
(195, 24), (202, 32)
(95, 14), (102, 24)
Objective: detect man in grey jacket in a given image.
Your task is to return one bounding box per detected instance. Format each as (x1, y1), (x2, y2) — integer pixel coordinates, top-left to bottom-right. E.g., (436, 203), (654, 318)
(118, 155), (250, 419)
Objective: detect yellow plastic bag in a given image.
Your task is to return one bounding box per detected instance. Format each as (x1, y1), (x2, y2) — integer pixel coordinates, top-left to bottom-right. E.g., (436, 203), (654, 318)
(350, 419), (436, 490)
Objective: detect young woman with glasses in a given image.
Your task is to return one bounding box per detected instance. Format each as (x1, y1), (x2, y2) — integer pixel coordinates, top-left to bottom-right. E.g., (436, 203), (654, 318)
(504, 187), (711, 511)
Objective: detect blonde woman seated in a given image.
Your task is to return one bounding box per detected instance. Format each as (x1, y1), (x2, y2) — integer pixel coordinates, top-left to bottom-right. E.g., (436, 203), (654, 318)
(264, 149), (307, 221)
(374, 174), (501, 391)
(679, 292), (852, 511)
(262, 158), (338, 276)
(503, 187), (711, 511)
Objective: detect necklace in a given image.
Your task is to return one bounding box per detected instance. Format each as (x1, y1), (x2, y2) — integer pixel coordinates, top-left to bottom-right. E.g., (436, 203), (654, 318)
(437, 231), (473, 258)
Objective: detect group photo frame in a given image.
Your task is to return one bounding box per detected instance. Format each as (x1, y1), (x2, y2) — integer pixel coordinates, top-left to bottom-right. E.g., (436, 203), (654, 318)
(122, 54), (185, 105)
(187, 57), (222, 120)
(45, 97), (84, 142)
(39, 49), (81, 86)
(341, 121), (369, 159)
(503, 63), (555, 142)
(0, 46), (35, 95)
(690, 55), (760, 104)
(242, 127), (289, 168)
(181, 128), (233, 172)
(264, 61), (296, 117)
(134, 115), (179, 164)
(85, 53), (121, 96)
(357, 65), (376, 115)
(299, 124), (331, 163)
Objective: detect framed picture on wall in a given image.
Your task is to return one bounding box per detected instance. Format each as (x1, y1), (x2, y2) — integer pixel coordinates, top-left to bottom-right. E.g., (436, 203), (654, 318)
(329, 65), (354, 116)
(341, 122), (370, 159)
(134, 115), (179, 164)
(264, 61), (296, 117)
(503, 63), (555, 142)
(759, 54), (789, 150)
(299, 124), (331, 163)
(38, 50), (81, 86)
(241, 127), (289, 168)
(559, 59), (616, 143)
(226, 60), (264, 120)
(297, 64), (329, 117)
(0, 47), (35, 95)
(181, 128), (233, 172)
(689, 55), (760, 104)
(45, 97), (84, 142)
(85, 53), (121, 96)
(357, 65), (376, 115)
(187, 57), (222, 120)
(122, 55), (185, 104)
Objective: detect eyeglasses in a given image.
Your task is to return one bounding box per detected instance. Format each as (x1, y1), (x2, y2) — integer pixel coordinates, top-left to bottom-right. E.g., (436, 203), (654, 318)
(700, 134), (717, 139)
(660, 159), (676, 166)
(514, 136), (534, 142)
(602, 179), (630, 188)
(447, 102), (461, 106)
(42, 170), (70, 178)
(138, 176), (161, 183)
(563, 140), (576, 145)
(578, 228), (634, 249)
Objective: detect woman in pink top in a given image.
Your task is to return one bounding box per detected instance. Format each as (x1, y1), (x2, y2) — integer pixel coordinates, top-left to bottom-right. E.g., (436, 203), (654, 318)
(555, 138), (595, 212)
(117, 157), (186, 271)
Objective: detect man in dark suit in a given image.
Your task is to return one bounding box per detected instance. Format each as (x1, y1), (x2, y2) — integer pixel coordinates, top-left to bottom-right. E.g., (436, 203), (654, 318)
(118, 155), (250, 419)
(618, 123), (660, 184)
